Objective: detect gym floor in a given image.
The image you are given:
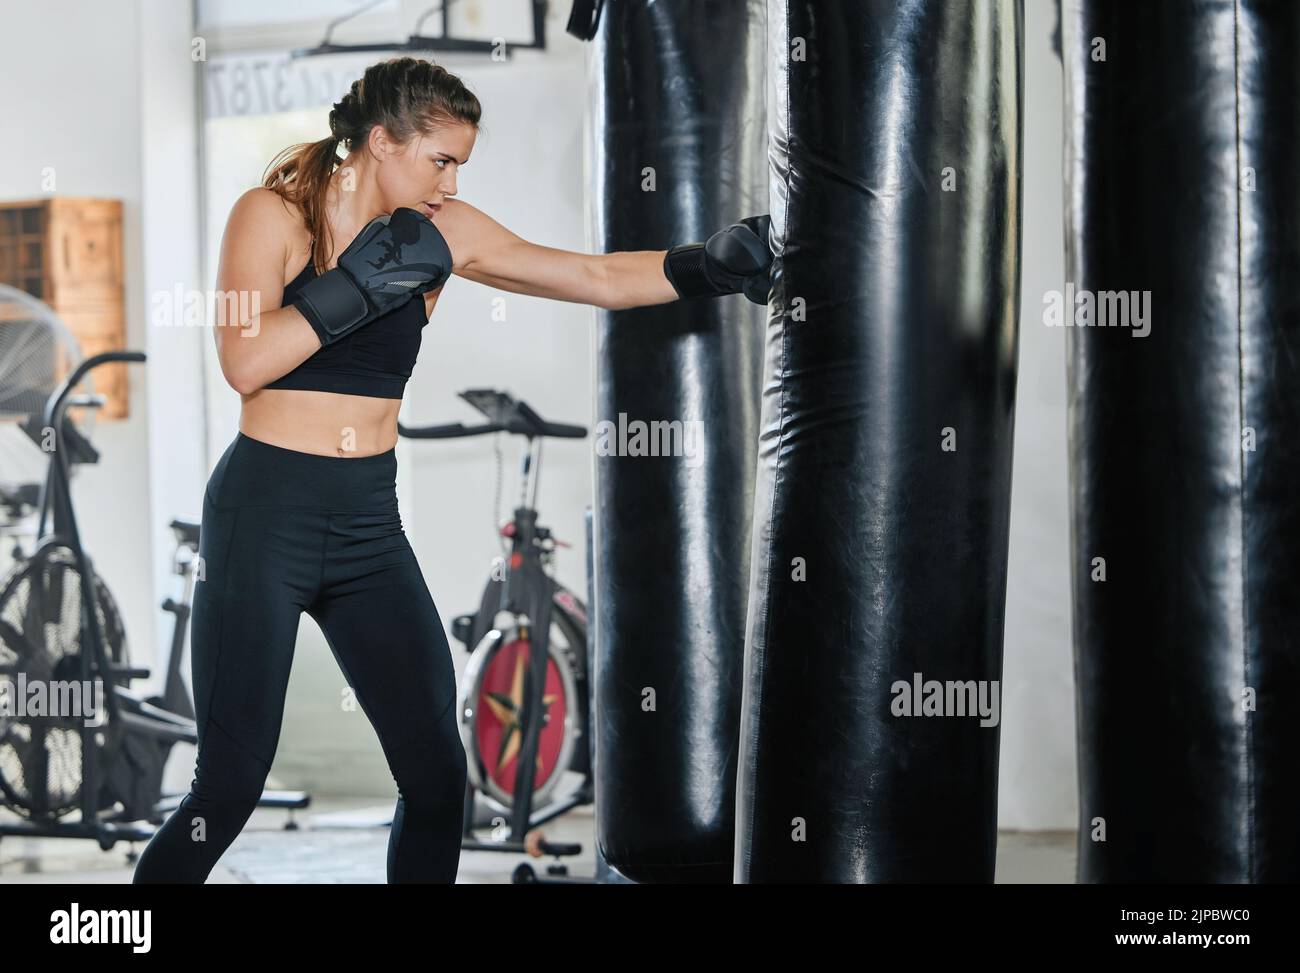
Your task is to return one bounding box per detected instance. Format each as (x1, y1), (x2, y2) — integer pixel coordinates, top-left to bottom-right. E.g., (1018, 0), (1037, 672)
(0, 796), (1073, 883)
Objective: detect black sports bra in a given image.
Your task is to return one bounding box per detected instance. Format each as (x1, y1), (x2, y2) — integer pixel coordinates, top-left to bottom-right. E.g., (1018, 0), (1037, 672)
(264, 259), (428, 399)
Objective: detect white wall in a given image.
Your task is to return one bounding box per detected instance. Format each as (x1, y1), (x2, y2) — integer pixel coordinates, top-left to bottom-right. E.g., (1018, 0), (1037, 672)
(139, 0), (208, 693)
(0, 0), (159, 690)
(1000, 0), (1074, 831)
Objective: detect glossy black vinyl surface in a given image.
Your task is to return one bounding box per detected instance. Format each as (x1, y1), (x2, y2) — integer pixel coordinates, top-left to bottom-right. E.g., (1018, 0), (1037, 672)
(1064, 0), (1300, 883)
(736, 0), (1024, 882)
(589, 0), (767, 883)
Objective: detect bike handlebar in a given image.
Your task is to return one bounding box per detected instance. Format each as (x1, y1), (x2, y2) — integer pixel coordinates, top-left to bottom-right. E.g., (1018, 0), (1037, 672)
(399, 421), (507, 440)
(399, 389), (588, 441)
(398, 419), (587, 440)
(43, 351), (147, 429)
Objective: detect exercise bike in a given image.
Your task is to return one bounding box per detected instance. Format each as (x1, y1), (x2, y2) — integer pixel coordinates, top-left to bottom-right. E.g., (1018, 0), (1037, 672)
(0, 350), (174, 849)
(0, 351), (307, 857)
(399, 389), (594, 883)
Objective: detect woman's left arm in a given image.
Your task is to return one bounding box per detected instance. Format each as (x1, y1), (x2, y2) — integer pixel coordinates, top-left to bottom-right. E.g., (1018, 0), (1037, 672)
(435, 198), (676, 311)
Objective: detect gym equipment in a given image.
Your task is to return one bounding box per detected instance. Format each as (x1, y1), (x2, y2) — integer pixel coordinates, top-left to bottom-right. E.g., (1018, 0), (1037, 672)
(0, 351), (308, 855)
(0, 282), (91, 547)
(584, 0), (765, 885)
(736, 0), (1024, 882)
(565, 0), (604, 40)
(293, 0), (550, 59)
(0, 350), (172, 847)
(1063, 0), (1300, 882)
(398, 389), (593, 883)
(662, 215), (774, 304)
(289, 207), (452, 347)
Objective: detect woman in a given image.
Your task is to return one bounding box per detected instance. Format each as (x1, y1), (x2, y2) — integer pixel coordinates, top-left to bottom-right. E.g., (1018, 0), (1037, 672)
(132, 56), (770, 884)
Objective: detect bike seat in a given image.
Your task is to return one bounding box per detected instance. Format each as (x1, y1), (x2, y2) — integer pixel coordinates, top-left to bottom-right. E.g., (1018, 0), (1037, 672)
(170, 517), (201, 548)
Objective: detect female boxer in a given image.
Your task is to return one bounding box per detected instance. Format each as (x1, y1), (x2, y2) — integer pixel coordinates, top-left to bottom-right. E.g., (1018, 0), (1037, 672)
(133, 56), (769, 884)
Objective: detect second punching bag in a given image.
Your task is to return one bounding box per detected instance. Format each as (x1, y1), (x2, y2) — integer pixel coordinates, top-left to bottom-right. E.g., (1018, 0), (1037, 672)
(736, 0), (1024, 881)
(1064, 0), (1300, 882)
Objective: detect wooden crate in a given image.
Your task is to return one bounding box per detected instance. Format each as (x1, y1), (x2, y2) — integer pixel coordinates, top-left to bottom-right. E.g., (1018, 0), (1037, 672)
(0, 198), (128, 419)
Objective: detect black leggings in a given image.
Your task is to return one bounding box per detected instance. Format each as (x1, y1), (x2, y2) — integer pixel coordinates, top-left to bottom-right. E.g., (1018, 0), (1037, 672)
(133, 432), (466, 883)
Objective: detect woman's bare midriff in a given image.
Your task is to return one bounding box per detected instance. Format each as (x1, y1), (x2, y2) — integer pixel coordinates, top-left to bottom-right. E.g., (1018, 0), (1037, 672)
(232, 244), (433, 459)
(240, 388), (401, 457)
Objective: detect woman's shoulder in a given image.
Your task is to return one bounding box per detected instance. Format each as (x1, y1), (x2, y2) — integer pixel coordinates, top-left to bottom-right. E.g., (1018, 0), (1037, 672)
(225, 187), (312, 277)
(228, 186), (304, 227)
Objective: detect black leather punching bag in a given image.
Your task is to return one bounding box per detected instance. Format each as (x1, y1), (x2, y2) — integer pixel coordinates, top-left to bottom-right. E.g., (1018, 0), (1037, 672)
(1064, 0), (1300, 883)
(589, 0), (766, 883)
(736, 0), (1024, 882)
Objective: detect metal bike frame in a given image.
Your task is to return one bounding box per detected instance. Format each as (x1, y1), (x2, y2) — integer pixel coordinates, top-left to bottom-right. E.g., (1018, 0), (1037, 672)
(0, 352), (151, 844)
(399, 390), (591, 866)
(0, 351), (200, 847)
(460, 434), (588, 847)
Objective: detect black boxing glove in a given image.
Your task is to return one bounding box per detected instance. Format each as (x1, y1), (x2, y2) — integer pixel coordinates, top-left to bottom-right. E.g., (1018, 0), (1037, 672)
(292, 207), (453, 346)
(663, 214), (773, 305)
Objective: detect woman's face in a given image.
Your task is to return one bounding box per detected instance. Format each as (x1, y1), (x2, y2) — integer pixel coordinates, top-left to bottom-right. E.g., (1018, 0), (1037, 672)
(374, 122), (477, 219)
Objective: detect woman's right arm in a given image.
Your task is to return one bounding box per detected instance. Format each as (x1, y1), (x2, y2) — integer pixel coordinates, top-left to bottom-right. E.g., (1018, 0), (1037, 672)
(212, 188), (322, 395)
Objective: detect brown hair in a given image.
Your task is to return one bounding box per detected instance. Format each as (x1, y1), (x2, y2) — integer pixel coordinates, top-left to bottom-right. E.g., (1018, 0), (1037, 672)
(263, 56), (482, 273)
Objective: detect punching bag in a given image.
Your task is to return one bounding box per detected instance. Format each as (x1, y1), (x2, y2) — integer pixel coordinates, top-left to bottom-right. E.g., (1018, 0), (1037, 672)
(1064, 0), (1300, 882)
(589, 0), (766, 882)
(736, 0), (1024, 882)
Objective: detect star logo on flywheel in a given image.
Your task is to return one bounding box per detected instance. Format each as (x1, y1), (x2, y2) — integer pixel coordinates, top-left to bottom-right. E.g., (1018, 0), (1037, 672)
(484, 649), (558, 776)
